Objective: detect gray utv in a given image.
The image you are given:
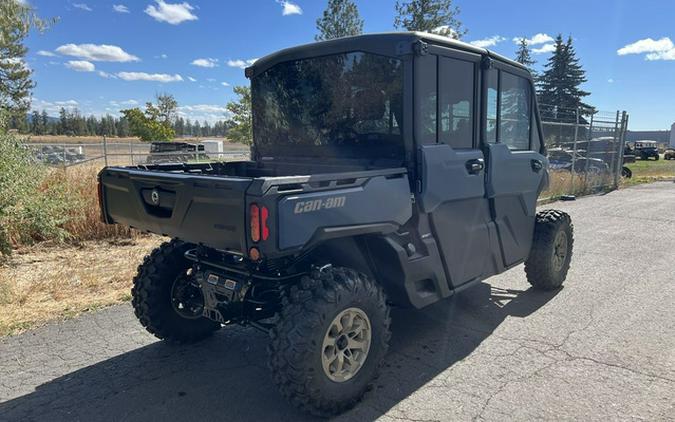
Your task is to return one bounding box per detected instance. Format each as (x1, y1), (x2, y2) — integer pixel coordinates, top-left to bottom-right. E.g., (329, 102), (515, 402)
(98, 32), (574, 417)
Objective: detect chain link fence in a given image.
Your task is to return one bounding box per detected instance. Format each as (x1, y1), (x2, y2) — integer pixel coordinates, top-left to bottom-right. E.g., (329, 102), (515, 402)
(25, 107), (630, 199)
(24, 139), (250, 168)
(539, 105), (629, 200)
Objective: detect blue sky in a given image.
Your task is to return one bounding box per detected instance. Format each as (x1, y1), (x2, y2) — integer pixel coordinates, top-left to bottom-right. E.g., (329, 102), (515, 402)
(22, 0), (675, 130)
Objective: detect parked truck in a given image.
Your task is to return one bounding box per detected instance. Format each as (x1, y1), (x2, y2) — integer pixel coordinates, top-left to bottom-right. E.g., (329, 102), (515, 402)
(98, 32), (574, 417)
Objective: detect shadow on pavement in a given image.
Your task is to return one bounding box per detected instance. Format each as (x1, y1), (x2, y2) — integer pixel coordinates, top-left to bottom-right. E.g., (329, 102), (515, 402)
(0, 282), (559, 421)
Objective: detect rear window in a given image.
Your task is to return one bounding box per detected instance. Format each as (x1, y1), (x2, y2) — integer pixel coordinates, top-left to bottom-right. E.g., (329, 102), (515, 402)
(252, 52), (404, 160)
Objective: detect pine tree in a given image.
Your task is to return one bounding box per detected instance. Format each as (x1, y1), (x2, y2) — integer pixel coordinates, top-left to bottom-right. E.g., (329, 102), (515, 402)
(225, 86), (252, 144)
(0, 1), (54, 121)
(515, 38), (535, 68)
(58, 107), (68, 135)
(40, 110), (48, 132)
(315, 0), (364, 41)
(394, 0), (466, 39)
(30, 110), (40, 134)
(537, 35), (590, 121)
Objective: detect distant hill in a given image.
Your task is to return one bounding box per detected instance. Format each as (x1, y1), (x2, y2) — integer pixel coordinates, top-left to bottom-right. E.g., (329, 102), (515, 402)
(26, 114), (60, 124)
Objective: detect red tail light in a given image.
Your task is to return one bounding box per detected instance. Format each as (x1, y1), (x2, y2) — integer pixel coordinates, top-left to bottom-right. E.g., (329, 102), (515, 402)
(261, 206), (270, 241)
(250, 204), (260, 242)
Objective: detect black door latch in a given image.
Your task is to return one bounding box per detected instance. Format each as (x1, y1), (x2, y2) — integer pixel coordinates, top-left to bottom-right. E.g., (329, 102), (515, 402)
(466, 158), (485, 174)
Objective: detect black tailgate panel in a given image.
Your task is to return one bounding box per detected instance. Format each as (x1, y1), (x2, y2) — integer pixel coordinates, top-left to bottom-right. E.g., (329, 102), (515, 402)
(100, 168), (252, 252)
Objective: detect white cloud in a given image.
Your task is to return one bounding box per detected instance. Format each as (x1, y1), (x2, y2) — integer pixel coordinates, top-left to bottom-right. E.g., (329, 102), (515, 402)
(160, 53), (167, 59)
(646, 49), (675, 61)
(226, 58), (258, 69)
(187, 76), (197, 82)
(37, 50), (56, 57)
(617, 37), (675, 61)
(221, 82), (230, 87)
(277, 0), (302, 16)
(109, 99), (138, 107)
(65, 60), (95, 72)
(145, 0), (197, 25)
(55, 43), (139, 62)
(191, 58), (218, 68)
(206, 78), (216, 82)
(117, 71), (183, 82)
(617, 37), (673, 55)
(113, 4), (129, 13)
(31, 98), (79, 114)
(470, 35), (506, 48)
(430, 25), (458, 38)
(513, 33), (554, 46)
(532, 44), (556, 54)
(55, 100), (79, 106)
(608, 78), (614, 83)
(98, 70), (117, 78)
(178, 104), (232, 123)
(73, 3), (92, 11)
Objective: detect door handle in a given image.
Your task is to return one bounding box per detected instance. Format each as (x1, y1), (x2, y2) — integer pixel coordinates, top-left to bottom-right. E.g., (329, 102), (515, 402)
(531, 159), (544, 172)
(465, 158), (485, 174)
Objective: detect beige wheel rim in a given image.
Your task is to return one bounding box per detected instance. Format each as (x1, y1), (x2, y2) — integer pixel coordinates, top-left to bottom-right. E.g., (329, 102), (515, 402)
(552, 230), (568, 272)
(321, 307), (372, 382)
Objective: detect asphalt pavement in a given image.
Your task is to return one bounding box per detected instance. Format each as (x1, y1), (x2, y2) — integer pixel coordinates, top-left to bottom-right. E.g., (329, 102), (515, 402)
(1, 182), (674, 421)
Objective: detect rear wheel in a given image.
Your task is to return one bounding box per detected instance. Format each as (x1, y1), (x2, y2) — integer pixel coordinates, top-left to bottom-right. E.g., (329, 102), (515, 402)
(132, 240), (220, 343)
(525, 210), (574, 290)
(268, 266), (390, 417)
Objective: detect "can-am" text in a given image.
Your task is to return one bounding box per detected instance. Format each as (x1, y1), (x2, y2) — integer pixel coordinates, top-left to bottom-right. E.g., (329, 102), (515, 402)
(294, 196), (346, 214)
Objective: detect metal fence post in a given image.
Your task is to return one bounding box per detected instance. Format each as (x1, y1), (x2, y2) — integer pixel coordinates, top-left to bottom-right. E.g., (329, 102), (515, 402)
(103, 136), (108, 167)
(611, 111), (620, 189)
(583, 111), (595, 188)
(570, 107), (580, 195)
(614, 111), (629, 188)
(129, 140), (134, 166)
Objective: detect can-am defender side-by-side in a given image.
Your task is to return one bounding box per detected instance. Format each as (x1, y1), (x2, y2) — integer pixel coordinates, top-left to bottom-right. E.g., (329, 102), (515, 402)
(98, 32), (574, 417)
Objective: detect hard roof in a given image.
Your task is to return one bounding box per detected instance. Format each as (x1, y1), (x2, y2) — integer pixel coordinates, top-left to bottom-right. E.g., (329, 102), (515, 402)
(249, 31), (527, 77)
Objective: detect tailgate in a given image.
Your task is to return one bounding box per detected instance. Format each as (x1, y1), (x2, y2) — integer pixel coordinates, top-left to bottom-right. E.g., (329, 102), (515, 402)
(99, 168), (252, 252)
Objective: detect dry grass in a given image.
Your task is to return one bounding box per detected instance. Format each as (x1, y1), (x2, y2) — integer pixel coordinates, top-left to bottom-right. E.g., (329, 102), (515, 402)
(541, 170), (615, 200)
(51, 165), (137, 241)
(0, 236), (164, 336)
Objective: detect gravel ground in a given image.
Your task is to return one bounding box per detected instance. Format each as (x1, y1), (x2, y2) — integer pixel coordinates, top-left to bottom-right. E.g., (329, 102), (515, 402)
(1, 182), (674, 421)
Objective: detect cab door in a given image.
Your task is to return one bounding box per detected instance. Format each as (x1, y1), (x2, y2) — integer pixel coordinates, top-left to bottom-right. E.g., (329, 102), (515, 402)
(416, 48), (496, 288)
(482, 65), (547, 267)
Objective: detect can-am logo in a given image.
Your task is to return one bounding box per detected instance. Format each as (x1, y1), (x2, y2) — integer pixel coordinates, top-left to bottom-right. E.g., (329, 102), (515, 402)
(294, 196), (346, 214)
(150, 189), (160, 205)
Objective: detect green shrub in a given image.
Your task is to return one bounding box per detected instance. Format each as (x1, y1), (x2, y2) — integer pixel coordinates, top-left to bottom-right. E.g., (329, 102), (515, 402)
(0, 132), (72, 255)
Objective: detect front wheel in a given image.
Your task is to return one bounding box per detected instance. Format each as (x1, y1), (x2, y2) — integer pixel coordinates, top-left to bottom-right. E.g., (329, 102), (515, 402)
(525, 210), (574, 290)
(268, 266), (391, 417)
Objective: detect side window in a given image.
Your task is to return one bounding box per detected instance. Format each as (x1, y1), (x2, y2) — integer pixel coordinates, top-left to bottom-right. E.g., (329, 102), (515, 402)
(499, 72), (531, 150)
(485, 70), (498, 144)
(439, 57), (474, 149)
(415, 55), (437, 144)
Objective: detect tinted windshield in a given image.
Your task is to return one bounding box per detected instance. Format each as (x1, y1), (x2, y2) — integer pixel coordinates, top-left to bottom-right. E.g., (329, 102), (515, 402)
(252, 52), (404, 160)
